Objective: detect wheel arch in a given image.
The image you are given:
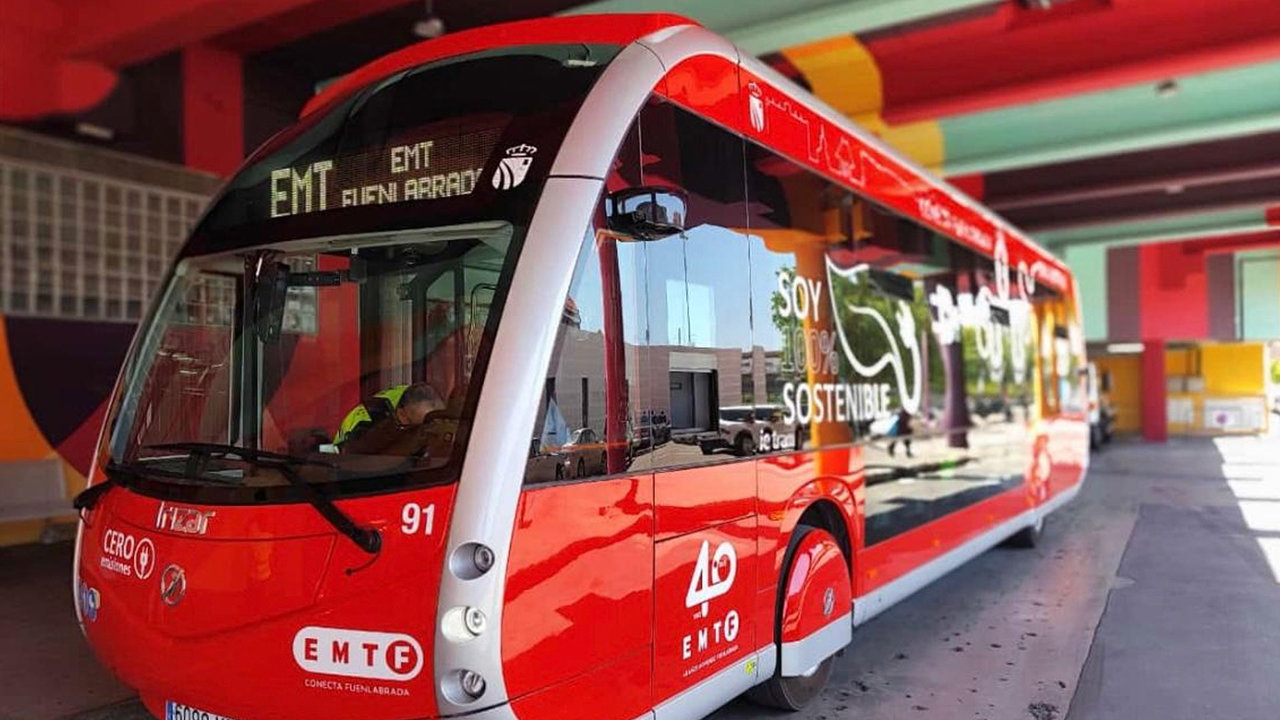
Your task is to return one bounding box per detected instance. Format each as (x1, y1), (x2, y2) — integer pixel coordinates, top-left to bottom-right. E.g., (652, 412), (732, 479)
(797, 498), (852, 573)
(775, 479), (858, 582)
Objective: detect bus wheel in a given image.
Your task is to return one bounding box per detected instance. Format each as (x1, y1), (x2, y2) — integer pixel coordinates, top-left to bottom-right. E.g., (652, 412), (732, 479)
(735, 432), (756, 457)
(1005, 514), (1044, 548)
(749, 525), (850, 711)
(749, 656), (834, 711)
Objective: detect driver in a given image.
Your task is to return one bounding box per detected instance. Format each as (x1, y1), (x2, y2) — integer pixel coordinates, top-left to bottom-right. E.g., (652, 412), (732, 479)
(334, 382), (444, 445)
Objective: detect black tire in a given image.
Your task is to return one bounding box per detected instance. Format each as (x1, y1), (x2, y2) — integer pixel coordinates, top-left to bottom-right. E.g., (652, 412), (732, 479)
(576, 458), (586, 478)
(746, 655), (835, 711)
(734, 432), (756, 457)
(700, 442), (715, 456)
(747, 524), (837, 711)
(1004, 515), (1044, 548)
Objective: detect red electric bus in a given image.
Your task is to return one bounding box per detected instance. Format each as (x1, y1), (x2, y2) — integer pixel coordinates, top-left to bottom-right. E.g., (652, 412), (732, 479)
(73, 13), (1089, 720)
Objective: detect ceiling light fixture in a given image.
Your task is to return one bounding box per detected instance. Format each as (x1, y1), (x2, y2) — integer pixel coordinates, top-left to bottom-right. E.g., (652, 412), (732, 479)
(1105, 343), (1145, 355)
(413, 0), (445, 39)
(75, 122), (114, 141)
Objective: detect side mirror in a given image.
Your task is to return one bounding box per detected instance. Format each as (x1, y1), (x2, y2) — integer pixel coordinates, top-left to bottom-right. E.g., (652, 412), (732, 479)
(252, 257), (290, 344)
(606, 186), (688, 239)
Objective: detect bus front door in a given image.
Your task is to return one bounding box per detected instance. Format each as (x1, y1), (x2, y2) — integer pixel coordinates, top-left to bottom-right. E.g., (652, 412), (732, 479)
(652, 461), (758, 707)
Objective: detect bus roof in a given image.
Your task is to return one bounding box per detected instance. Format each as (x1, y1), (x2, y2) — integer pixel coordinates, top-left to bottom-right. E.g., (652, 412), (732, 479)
(301, 13), (695, 119)
(295, 13), (1072, 296)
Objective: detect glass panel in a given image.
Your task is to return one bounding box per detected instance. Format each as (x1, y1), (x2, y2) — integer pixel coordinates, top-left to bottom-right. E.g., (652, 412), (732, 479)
(743, 140), (1057, 544)
(195, 44), (617, 248)
(113, 223), (519, 499)
(525, 125), (647, 483)
(630, 101), (753, 470)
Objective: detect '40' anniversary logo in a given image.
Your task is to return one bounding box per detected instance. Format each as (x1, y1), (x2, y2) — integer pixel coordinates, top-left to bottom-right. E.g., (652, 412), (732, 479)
(682, 540), (740, 663)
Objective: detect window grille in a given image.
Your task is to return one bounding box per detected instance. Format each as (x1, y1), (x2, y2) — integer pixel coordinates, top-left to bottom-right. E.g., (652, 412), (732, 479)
(0, 159), (208, 322)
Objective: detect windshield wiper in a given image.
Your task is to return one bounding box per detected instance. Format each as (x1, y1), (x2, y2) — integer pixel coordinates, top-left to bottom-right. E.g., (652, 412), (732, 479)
(74, 453), (242, 512)
(144, 442), (382, 554)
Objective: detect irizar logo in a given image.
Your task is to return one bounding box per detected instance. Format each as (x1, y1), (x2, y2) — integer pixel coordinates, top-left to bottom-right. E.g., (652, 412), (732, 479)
(491, 144), (536, 190)
(685, 540), (737, 615)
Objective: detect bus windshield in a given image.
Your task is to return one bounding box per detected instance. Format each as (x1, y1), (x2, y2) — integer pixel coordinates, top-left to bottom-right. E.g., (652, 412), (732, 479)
(104, 44), (618, 501)
(111, 223), (514, 500)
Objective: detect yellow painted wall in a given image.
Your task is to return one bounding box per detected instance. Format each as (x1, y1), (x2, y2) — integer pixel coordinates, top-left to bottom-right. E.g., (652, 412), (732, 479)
(1201, 342), (1266, 396)
(1165, 347), (1195, 377)
(1159, 342), (1268, 435)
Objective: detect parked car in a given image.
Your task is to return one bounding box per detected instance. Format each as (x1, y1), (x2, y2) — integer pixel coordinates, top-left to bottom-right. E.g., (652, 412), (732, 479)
(699, 405), (799, 456)
(562, 427), (609, 478)
(526, 437), (570, 483)
(754, 404), (800, 453)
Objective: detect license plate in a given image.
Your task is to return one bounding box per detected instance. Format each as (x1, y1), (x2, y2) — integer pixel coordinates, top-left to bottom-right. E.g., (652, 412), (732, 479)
(165, 700), (239, 720)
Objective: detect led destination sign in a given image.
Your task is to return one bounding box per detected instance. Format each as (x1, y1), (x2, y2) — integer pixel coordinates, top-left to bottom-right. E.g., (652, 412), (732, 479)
(267, 126), (527, 219)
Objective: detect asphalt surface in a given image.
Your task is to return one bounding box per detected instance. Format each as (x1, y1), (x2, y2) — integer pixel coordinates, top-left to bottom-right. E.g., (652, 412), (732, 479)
(712, 434), (1280, 720)
(8, 433), (1278, 720)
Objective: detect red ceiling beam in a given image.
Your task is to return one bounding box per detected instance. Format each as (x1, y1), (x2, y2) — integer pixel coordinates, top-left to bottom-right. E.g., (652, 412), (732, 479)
(1191, 229), (1280, 256)
(869, 0), (1280, 123)
(0, 0), (116, 120)
(2, 0), (420, 119)
(65, 0), (329, 67)
(1026, 197), (1280, 233)
(989, 160), (1280, 212)
(211, 0), (416, 55)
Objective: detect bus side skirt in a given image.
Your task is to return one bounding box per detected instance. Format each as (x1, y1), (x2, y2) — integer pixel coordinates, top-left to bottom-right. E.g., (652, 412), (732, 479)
(652, 644), (776, 720)
(852, 481), (1081, 627)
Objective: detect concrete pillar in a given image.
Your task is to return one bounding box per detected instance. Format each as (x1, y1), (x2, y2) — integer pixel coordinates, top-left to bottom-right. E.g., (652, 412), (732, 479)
(182, 43), (243, 176)
(1141, 338), (1167, 442)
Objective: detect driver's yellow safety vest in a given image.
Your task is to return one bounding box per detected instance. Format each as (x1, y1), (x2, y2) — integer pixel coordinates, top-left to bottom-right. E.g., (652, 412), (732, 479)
(333, 385), (409, 444)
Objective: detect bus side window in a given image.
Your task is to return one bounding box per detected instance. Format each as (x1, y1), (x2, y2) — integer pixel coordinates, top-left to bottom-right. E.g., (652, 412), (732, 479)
(628, 99), (753, 470)
(742, 143), (850, 455)
(742, 138), (1054, 545)
(523, 125), (647, 484)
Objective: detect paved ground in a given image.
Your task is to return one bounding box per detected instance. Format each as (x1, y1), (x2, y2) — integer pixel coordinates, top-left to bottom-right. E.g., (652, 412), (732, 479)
(713, 433), (1280, 720)
(4, 433), (1278, 720)
(0, 542), (133, 720)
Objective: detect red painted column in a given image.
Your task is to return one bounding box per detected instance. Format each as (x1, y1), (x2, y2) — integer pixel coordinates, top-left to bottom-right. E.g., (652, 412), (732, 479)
(1141, 339), (1167, 442)
(182, 43), (243, 176)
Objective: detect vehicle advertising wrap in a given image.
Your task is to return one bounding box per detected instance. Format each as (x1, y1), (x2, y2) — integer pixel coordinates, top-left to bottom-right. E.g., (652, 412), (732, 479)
(655, 519), (756, 700)
(732, 68), (1071, 296)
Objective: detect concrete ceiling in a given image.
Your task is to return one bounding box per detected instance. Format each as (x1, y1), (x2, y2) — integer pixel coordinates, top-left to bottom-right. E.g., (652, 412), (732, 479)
(559, 0), (1000, 54)
(8, 0), (1280, 250)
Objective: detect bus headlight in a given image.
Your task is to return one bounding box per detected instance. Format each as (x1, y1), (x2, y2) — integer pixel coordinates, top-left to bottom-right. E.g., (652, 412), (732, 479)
(450, 542), (495, 579)
(442, 668), (487, 704)
(472, 544), (495, 573)
(463, 606), (487, 636)
(441, 606), (486, 641)
(459, 669), (486, 699)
